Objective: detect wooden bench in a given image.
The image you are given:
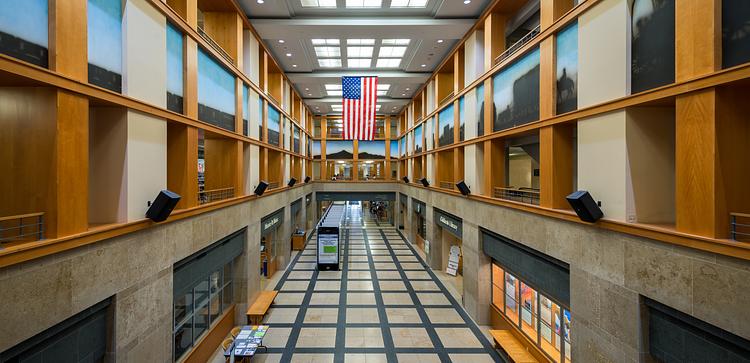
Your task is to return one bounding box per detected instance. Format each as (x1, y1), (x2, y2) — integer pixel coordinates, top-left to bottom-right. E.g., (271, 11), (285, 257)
(246, 291), (278, 325)
(489, 330), (538, 363)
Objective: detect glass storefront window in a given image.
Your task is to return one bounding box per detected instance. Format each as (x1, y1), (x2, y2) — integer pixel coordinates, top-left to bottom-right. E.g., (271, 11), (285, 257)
(492, 261), (570, 362)
(520, 282), (538, 343)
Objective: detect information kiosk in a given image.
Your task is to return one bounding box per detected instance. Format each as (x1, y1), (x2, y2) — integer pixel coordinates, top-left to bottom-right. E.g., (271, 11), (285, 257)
(316, 204), (344, 270)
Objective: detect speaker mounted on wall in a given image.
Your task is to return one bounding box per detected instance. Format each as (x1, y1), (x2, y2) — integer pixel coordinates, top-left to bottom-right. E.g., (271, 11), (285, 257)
(402, 176), (409, 183)
(254, 180), (269, 196)
(456, 180), (471, 196)
(288, 178), (297, 187)
(146, 190), (181, 222)
(304, 176), (311, 183)
(419, 178), (429, 187)
(566, 190), (603, 223)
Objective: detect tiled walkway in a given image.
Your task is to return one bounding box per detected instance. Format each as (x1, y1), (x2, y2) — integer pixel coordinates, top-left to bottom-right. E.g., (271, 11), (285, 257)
(250, 203), (502, 363)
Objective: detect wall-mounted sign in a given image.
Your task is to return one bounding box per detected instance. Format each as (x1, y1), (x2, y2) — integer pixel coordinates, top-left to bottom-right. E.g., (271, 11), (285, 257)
(435, 208), (462, 238)
(261, 208), (284, 235)
(412, 198), (425, 217)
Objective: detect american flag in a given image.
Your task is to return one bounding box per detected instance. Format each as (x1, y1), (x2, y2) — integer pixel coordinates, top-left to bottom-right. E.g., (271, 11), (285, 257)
(342, 76), (378, 140)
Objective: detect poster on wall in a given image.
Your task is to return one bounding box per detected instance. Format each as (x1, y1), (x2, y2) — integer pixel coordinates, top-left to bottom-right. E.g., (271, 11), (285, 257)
(318, 234), (339, 264)
(446, 245), (461, 276)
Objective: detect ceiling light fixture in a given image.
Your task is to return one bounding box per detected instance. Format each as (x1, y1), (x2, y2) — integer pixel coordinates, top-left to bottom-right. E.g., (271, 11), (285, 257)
(292, 64), (297, 67)
(257, 0), (264, 3)
(464, 0), (471, 3)
(421, 64), (426, 67)
(278, 39), (285, 43)
(437, 39), (444, 43)
(286, 53), (292, 57)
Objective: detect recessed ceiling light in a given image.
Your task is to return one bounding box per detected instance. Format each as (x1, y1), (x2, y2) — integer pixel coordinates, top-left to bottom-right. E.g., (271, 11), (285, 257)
(405, 88), (410, 90)
(278, 39), (285, 43)
(305, 88), (309, 91)
(257, 0), (264, 3)
(464, 0), (471, 3)
(286, 53), (292, 57)
(421, 64), (426, 67)
(437, 39), (444, 43)
(292, 64), (297, 67)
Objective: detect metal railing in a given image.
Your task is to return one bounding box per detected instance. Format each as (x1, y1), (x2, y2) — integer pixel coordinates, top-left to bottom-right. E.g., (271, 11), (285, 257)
(198, 187), (235, 205)
(494, 187), (540, 205)
(197, 27), (234, 64)
(439, 181), (454, 190)
(494, 25), (541, 66)
(438, 92), (455, 107)
(0, 212), (45, 244)
(730, 213), (750, 242)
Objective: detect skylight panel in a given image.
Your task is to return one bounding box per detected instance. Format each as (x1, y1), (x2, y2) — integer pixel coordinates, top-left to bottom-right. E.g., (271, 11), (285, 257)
(390, 0), (428, 7)
(312, 39), (340, 45)
(318, 59), (341, 67)
(347, 46), (373, 57)
(315, 46), (340, 57)
(382, 39), (411, 45)
(346, 0), (382, 8)
(377, 90), (388, 96)
(378, 46), (407, 57)
(325, 84), (342, 90)
(347, 58), (372, 68)
(376, 58), (401, 68)
(301, 0), (337, 8)
(347, 39), (376, 45)
(327, 90), (343, 96)
(377, 84), (390, 90)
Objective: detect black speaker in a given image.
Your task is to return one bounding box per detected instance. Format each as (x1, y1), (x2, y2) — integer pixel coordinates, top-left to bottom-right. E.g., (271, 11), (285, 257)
(402, 176), (409, 183)
(419, 178), (429, 187)
(146, 190), (181, 222)
(288, 178), (297, 187)
(254, 180), (269, 196)
(566, 190), (603, 223)
(456, 180), (471, 196)
(304, 176), (311, 183)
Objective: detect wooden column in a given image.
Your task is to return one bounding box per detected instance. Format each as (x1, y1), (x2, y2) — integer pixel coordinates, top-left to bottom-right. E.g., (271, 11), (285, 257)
(539, 37), (556, 120)
(483, 139), (505, 198)
(539, 124), (574, 209)
(484, 12), (506, 71)
(541, 0), (574, 31)
(184, 38), (198, 119)
(166, 0), (197, 29)
(203, 12), (243, 68)
(235, 78), (243, 134)
(675, 0), (720, 82)
(385, 116), (392, 180)
(49, 0), (88, 81)
(53, 90), (89, 237)
(353, 139), (359, 181)
(320, 117), (327, 179)
(167, 124), (199, 209)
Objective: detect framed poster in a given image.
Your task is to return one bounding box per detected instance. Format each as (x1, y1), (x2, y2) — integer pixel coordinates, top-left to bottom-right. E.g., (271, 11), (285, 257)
(317, 233), (339, 266)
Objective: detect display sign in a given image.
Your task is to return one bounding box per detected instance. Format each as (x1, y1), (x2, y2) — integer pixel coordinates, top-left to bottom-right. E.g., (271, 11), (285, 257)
(317, 234), (339, 264)
(261, 208), (284, 235)
(316, 191), (396, 202)
(446, 245), (461, 276)
(435, 209), (462, 238)
(412, 198), (425, 217)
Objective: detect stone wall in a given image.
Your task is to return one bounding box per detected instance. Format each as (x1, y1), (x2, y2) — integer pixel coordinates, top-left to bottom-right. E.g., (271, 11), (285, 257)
(0, 184), (313, 362)
(397, 184), (750, 363)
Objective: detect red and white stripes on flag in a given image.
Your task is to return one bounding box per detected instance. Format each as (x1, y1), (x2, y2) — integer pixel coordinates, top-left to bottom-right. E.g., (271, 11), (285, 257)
(342, 76), (378, 140)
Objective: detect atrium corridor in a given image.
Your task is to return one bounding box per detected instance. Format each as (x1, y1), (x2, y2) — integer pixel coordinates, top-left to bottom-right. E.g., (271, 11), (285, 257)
(222, 202), (501, 362)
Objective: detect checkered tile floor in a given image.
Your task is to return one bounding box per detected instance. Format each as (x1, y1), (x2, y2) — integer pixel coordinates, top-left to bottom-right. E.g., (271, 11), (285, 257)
(251, 203), (502, 363)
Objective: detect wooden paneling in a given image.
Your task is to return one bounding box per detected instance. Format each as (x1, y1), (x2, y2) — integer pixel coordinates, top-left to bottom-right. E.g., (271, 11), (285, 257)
(484, 12), (507, 70)
(204, 137), (240, 192)
(168, 123), (199, 209)
(539, 124), (574, 209)
(167, 0), (198, 28)
(676, 89), (718, 237)
(49, 0), (88, 81)
(675, 0), (720, 82)
(203, 11), (243, 67)
(541, 0), (575, 30)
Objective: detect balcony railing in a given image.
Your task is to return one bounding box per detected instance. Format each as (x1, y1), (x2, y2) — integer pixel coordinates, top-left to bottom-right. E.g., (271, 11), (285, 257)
(730, 213), (750, 242)
(0, 212), (45, 244)
(494, 187), (540, 205)
(439, 181), (454, 190)
(438, 92), (455, 108)
(198, 187), (235, 205)
(494, 25), (541, 67)
(197, 27), (234, 64)
(268, 182), (280, 190)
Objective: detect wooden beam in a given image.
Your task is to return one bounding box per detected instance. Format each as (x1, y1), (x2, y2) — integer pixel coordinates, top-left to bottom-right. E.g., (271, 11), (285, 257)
(541, 0), (574, 31)
(484, 12), (506, 71)
(184, 38), (198, 119)
(539, 38), (555, 119)
(54, 90), (89, 237)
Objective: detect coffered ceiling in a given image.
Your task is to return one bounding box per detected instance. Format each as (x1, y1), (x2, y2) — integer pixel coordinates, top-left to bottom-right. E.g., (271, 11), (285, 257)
(239, 0), (492, 116)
